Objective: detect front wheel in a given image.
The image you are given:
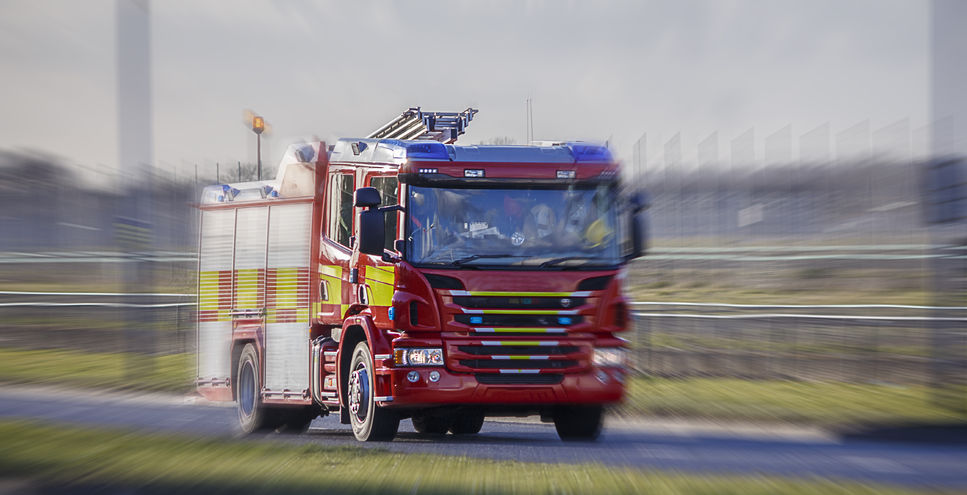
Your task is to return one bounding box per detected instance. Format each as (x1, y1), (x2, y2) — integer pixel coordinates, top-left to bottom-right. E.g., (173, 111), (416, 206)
(553, 405), (603, 441)
(347, 342), (399, 441)
(449, 410), (485, 435)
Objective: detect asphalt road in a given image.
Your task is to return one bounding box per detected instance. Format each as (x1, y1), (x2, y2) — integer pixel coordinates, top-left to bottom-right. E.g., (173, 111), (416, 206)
(1, 387), (966, 489)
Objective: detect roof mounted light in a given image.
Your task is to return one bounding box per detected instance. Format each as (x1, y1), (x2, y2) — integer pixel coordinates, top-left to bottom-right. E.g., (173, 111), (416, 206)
(565, 143), (612, 162)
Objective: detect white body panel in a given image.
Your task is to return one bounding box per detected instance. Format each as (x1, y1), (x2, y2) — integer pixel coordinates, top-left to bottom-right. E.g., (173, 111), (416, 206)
(197, 209), (235, 382)
(264, 203), (312, 393)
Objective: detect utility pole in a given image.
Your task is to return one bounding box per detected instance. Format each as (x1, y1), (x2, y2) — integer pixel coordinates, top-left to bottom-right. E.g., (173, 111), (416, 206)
(116, 0), (155, 380)
(252, 115), (265, 180)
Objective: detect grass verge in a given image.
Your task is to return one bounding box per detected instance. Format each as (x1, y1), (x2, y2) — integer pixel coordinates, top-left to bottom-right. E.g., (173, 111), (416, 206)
(0, 347), (192, 392)
(621, 377), (967, 426)
(0, 420), (944, 495)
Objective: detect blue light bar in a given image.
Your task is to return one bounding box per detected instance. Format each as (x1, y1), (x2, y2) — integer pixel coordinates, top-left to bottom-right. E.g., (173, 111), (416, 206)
(566, 143), (612, 162)
(405, 142), (449, 161)
(375, 139), (450, 161)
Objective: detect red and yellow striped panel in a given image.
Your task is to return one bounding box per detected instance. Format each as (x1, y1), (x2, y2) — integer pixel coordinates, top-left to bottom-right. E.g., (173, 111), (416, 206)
(266, 267), (310, 324)
(198, 270), (232, 322)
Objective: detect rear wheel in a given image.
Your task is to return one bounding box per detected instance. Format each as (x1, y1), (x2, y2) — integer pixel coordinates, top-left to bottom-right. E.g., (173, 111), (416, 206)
(553, 405), (603, 441)
(412, 414), (450, 435)
(449, 410), (485, 435)
(347, 342), (399, 441)
(236, 344), (278, 433)
(278, 407), (318, 433)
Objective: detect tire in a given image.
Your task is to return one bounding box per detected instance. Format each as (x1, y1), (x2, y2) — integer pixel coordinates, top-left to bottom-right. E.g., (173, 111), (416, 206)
(347, 342), (399, 441)
(412, 414), (450, 435)
(236, 344), (279, 433)
(449, 410), (485, 435)
(277, 407), (318, 434)
(553, 405), (603, 441)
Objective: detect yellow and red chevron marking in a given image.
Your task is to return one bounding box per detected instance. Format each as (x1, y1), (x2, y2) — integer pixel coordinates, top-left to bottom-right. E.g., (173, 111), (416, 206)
(198, 270), (232, 322)
(233, 268), (265, 310)
(266, 267), (310, 324)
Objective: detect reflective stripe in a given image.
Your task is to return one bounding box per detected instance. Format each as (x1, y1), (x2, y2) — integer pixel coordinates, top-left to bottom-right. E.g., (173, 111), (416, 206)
(497, 369), (541, 374)
(491, 355), (549, 360)
(462, 309), (579, 315)
(374, 354), (393, 360)
(474, 327), (567, 334)
(366, 265), (395, 285)
(374, 396), (394, 402)
(449, 290), (592, 297)
(480, 341), (559, 346)
(319, 265), (342, 278)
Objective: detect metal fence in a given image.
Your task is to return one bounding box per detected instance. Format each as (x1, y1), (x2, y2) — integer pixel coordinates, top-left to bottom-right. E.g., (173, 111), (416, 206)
(630, 302), (967, 385)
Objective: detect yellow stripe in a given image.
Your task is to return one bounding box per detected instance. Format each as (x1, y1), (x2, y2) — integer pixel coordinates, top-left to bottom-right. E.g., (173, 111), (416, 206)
(234, 268), (260, 309)
(366, 265), (395, 285)
(370, 282), (393, 306)
(274, 268), (299, 308)
(319, 265), (342, 278)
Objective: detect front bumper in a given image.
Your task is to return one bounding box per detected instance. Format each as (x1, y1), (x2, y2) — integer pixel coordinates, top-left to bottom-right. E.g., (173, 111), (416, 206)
(381, 366), (625, 408)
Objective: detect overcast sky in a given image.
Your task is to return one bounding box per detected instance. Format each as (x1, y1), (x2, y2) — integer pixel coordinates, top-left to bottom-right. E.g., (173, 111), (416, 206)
(0, 1), (929, 183)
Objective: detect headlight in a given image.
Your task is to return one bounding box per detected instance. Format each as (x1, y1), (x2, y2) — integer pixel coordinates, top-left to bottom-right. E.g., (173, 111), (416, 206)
(395, 347), (444, 366)
(593, 347), (628, 368)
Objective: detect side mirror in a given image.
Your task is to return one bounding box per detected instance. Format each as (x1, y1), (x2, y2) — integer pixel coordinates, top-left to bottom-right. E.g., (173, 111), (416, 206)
(354, 187), (381, 208)
(358, 208), (385, 256)
(625, 189), (649, 259)
(629, 211), (647, 258)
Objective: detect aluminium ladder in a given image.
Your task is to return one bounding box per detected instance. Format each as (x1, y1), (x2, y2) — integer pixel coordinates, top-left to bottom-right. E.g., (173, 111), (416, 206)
(368, 107), (478, 144)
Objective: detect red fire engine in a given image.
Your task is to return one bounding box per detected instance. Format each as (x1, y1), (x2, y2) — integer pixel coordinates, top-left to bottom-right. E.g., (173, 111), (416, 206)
(196, 108), (647, 441)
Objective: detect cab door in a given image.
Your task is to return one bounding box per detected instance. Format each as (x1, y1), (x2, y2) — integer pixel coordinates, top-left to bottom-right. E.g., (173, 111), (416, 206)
(317, 168), (355, 325)
(356, 171), (400, 328)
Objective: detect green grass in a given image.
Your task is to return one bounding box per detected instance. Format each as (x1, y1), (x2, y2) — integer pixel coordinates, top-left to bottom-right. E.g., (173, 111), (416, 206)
(0, 420), (945, 495)
(621, 377), (967, 426)
(0, 347), (192, 392)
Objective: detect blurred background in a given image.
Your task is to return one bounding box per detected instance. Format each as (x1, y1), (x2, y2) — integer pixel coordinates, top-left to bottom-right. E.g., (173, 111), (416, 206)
(0, 1), (966, 494)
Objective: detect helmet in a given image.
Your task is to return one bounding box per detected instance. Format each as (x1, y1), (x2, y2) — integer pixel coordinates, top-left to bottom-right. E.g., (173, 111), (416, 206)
(584, 218), (612, 247)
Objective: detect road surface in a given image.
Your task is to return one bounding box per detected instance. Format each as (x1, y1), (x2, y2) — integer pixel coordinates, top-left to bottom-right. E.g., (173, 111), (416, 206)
(1, 386), (965, 489)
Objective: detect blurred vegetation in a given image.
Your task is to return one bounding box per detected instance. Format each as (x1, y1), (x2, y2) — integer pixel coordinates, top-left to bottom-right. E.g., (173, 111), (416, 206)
(0, 348), (192, 392)
(620, 377), (967, 426)
(0, 420), (941, 495)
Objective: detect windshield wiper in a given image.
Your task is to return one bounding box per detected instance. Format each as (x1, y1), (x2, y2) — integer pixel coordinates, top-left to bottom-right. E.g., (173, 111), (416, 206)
(452, 253), (526, 266)
(538, 256), (603, 268)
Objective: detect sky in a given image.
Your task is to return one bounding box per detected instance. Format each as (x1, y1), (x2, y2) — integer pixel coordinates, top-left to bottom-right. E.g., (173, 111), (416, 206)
(0, 0), (929, 184)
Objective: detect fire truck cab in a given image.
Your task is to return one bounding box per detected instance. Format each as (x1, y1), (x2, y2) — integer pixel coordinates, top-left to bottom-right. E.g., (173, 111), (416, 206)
(196, 109), (647, 442)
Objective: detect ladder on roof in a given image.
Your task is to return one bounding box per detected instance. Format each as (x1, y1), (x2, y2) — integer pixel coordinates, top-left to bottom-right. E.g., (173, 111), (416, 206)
(368, 107), (478, 144)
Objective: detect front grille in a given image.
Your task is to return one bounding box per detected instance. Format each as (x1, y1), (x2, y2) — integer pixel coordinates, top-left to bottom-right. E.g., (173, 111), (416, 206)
(475, 373), (564, 385)
(458, 345), (579, 355)
(461, 359), (578, 369)
(449, 340), (587, 375)
(454, 314), (583, 327)
(453, 296), (586, 309)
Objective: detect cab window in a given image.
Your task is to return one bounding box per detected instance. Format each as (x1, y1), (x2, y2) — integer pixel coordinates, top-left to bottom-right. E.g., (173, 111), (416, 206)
(327, 173), (354, 247)
(370, 176), (399, 252)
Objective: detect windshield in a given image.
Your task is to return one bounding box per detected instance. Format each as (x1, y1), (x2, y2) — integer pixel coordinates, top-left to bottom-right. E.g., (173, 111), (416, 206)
(405, 184), (620, 267)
